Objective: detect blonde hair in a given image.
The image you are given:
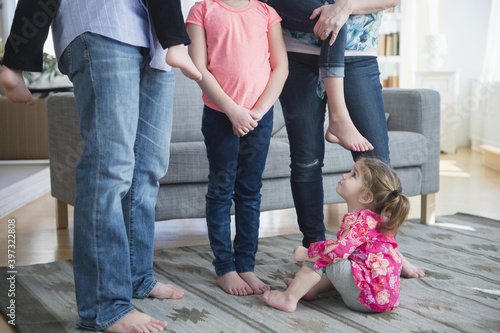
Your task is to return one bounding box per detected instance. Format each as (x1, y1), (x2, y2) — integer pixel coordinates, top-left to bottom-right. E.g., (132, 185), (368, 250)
(356, 157), (410, 235)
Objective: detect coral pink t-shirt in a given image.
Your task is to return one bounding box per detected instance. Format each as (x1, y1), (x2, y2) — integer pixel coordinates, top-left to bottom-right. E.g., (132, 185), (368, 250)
(186, 0), (281, 111)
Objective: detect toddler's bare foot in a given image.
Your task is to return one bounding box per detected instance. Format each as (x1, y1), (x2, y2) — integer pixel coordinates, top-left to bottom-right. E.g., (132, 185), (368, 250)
(239, 272), (270, 295)
(104, 310), (167, 333)
(217, 271), (253, 296)
(263, 290), (297, 312)
(293, 246), (308, 263)
(149, 282), (184, 299)
(401, 256), (425, 278)
(325, 111), (373, 152)
(165, 44), (202, 82)
(283, 277), (316, 301)
(0, 67), (34, 105)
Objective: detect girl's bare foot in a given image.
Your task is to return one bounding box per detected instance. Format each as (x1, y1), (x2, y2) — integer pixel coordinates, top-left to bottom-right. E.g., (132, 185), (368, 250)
(401, 256), (425, 278)
(263, 290), (298, 312)
(165, 44), (202, 82)
(104, 310), (167, 333)
(217, 271), (253, 296)
(283, 277), (316, 301)
(149, 282), (184, 299)
(325, 112), (374, 152)
(239, 272), (270, 295)
(293, 246), (308, 263)
(0, 67), (34, 105)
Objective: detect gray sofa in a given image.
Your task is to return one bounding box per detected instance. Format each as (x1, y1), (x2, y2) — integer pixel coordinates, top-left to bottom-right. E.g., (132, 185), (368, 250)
(47, 69), (440, 229)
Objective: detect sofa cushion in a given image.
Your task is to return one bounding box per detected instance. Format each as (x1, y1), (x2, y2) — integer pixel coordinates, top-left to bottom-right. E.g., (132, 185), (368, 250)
(161, 137), (292, 185)
(162, 130), (428, 185)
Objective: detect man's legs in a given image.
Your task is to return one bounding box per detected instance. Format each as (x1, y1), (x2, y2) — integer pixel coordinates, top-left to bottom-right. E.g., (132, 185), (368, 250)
(62, 32), (173, 330)
(280, 52), (327, 247)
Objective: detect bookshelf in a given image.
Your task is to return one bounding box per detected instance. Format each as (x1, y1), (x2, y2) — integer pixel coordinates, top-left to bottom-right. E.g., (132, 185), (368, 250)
(377, 2), (406, 88)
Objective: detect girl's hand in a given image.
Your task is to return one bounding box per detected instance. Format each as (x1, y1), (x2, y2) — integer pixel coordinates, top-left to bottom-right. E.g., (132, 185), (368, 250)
(225, 105), (258, 137)
(310, 1), (351, 46)
(250, 106), (268, 122)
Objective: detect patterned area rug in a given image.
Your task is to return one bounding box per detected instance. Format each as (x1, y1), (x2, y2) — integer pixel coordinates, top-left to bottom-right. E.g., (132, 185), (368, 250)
(1, 213), (499, 332)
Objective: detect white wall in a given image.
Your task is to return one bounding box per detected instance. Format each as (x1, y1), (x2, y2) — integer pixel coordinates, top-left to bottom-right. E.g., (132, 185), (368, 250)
(440, 0), (491, 147)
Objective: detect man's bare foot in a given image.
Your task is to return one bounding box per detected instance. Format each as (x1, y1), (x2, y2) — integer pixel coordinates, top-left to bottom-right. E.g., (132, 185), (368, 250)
(104, 310), (167, 333)
(217, 271), (254, 296)
(325, 110), (373, 152)
(0, 67), (34, 105)
(401, 256), (425, 278)
(165, 44), (202, 82)
(284, 277), (316, 301)
(239, 272), (270, 295)
(149, 282), (184, 299)
(263, 290), (298, 312)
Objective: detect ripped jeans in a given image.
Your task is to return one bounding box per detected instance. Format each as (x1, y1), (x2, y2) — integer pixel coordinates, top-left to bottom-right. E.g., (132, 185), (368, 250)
(280, 52), (390, 247)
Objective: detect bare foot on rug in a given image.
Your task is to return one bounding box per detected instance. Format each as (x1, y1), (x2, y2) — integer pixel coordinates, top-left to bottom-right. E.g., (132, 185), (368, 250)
(0, 67), (34, 105)
(294, 246), (309, 263)
(217, 271), (253, 296)
(398, 249), (425, 278)
(239, 272), (270, 295)
(284, 277), (316, 301)
(149, 282), (184, 299)
(165, 44), (202, 82)
(104, 310), (167, 333)
(401, 257), (425, 278)
(263, 290), (298, 312)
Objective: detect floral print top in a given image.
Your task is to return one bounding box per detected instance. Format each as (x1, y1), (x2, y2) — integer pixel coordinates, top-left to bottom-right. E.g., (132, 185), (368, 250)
(283, 11), (383, 52)
(308, 209), (402, 312)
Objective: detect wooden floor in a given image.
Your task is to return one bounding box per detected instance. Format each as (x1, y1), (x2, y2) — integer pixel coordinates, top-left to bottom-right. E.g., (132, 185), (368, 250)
(1, 147), (499, 331)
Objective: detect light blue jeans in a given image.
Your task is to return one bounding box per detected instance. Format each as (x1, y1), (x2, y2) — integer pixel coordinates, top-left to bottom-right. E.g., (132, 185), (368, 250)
(61, 32), (174, 330)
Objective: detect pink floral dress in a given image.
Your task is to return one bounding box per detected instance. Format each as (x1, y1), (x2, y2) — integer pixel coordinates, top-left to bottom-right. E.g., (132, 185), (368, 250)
(308, 209), (402, 312)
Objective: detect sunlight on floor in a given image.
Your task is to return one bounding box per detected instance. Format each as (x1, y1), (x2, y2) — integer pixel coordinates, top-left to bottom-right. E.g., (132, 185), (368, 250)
(439, 160), (472, 178)
(434, 222), (476, 231)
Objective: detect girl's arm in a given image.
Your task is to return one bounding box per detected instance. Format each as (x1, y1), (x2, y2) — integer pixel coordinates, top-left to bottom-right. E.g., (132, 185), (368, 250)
(250, 22), (289, 121)
(186, 23), (258, 137)
(310, 0), (400, 43)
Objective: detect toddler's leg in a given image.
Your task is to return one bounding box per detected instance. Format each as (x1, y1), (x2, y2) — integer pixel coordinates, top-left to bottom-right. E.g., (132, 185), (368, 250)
(284, 274), (334, 300)
(324, 77), (373, 151)
(0, 67), (34, 104)
(165, 44), (202, 82)
(263, 264), (321, 312)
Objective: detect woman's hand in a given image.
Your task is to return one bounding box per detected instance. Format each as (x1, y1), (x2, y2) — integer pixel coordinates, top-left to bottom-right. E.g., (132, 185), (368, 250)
(310, 1), (351, 46)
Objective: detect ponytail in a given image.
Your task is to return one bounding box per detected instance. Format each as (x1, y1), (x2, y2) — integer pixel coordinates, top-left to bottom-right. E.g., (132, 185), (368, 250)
(357, 157), (410, 236)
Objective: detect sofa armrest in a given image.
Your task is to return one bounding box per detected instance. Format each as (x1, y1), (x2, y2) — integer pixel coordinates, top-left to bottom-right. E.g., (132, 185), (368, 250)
(382, 88), (441, 195)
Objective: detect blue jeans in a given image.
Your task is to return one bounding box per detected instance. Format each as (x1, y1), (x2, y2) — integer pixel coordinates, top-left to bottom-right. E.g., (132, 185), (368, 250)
(280, 53), (389, 247)
(263, 0), (345, 78)
(202, 106), (273, 276)
(61, 32), (174, 330)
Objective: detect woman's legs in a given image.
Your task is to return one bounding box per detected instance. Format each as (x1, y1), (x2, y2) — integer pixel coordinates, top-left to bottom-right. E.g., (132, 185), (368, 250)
(280, 52), (327, 247)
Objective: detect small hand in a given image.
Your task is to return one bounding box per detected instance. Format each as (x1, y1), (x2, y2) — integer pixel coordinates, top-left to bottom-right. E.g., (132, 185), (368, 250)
(225, 105), (258, 137)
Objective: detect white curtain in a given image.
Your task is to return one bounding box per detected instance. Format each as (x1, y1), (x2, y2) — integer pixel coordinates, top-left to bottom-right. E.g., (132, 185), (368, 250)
(470, 0), (500, 149)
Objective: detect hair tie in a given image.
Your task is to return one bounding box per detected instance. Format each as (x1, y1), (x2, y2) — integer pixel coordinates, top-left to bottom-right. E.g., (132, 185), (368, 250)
(391, 190), (399, 197)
